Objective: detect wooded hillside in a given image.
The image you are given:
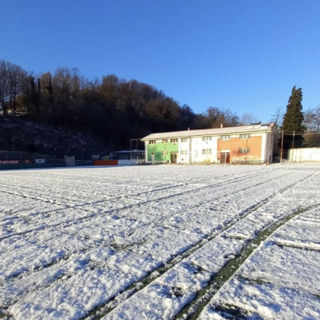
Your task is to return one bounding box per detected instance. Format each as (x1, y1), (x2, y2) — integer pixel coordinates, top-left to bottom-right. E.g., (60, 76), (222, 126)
(0, 60), (240, 153)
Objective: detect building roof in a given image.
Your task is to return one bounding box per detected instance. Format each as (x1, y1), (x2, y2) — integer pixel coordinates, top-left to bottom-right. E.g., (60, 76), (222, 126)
(141, 123), (275, 141)
(112, 150), (144, 153)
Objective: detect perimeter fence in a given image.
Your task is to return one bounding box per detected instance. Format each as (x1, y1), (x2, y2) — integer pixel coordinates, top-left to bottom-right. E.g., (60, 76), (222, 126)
(278, 130), (320, 162)
(0, 152), (93, 170)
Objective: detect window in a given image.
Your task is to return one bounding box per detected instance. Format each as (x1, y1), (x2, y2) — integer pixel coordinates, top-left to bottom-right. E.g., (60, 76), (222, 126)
(220, 135), (230, 140)
(239, 147), (250, 153)
(181, 150), (187, 155)
(202, 136), (212, 141)
(149, 140), (156, 144)
(240, 134), (251, 139)
(202, 149), (212, 154)
(181, 138), (187, 143)
(170, 139), (178, 143)
(162, 139), (168, 143)
(162, 150), (168, 155)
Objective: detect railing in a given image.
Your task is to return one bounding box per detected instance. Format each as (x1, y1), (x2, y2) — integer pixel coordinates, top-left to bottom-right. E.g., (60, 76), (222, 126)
(0, 152), (65, 164)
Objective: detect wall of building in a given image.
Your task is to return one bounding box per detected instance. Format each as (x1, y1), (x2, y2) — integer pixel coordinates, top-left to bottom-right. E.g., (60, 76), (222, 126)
(147, 141), (179, 163)
(217, 135), (263, 163)
(178, 138), (190, 164)
(262, 132), (273, 163)
(289, 148), (320, 162)
(190, 137), (218, 163)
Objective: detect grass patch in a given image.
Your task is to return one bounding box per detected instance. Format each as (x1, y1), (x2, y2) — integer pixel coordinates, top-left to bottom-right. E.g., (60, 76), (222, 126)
(224, 235), (247, 241)
(238, 275), (270, 286)
(111, 241), (146, 251)
(213, 304), (249, 319)
(0, 311), (12, 319)
(275, 242), (320, 253)
(311, 293), (320, 300)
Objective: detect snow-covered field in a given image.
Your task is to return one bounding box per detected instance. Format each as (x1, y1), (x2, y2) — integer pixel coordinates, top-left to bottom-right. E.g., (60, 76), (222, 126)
(0, 163), (319, 320)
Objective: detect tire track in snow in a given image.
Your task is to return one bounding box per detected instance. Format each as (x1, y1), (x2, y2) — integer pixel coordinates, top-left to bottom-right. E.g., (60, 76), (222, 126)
(79, 172), (315, 320)
(0, 169), (282, 287)
(0, 169), (240, 200)
(173, 176), (320, 319)
(0, 171), (240, 213)
(0, 169), (275, 242)
(0, 170), (293, 312)
(174, 202), (320, 320)
(0, 169), (269, 208)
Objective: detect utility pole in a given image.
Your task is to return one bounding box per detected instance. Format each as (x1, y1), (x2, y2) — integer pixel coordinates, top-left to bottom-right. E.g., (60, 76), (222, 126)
(280, 130), (284, 163)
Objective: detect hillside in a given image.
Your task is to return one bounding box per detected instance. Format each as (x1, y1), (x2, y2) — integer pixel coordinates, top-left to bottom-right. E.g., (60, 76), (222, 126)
(0, 116), (106, 155)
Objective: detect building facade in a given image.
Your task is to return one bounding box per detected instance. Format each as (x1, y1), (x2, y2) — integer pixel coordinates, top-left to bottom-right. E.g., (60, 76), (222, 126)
(141, 123), (276, 164)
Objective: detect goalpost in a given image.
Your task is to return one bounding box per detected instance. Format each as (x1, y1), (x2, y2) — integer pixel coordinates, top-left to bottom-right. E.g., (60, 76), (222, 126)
(64, 155), (76, 166)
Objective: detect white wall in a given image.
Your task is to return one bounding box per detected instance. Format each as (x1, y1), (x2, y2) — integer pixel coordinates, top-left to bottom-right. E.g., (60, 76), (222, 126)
(260, 132), (273, 162)
(289, 148), (320, 162)
(190, 137), (218, 163)
(177, 138), (189, 163)
(144, 141), (148, 162)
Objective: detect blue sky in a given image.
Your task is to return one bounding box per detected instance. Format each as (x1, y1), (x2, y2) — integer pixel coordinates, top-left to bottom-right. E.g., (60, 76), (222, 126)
(1, 0), (319, 122)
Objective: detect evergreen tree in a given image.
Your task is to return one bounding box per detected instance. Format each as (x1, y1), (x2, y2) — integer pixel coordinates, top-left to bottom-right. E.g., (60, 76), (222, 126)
(282, 86), (305, 133)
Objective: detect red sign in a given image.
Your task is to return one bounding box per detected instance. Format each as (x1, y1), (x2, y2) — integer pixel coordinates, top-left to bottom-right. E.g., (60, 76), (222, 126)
(23, 159), (33, 164)
(0, 160), (19, 164)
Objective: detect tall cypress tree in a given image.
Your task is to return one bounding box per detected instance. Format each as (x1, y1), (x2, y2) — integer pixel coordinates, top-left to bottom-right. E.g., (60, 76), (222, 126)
(282, 86), (305, 133)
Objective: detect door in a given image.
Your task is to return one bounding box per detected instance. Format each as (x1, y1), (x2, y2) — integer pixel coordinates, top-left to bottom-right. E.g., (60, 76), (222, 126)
(170, 152), (178, 163)
(220, 152), (230, 164)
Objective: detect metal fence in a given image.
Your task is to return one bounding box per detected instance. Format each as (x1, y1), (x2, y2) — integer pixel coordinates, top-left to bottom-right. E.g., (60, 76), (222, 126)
(0, 152), (65, 164)
(0, 152), (93, 166)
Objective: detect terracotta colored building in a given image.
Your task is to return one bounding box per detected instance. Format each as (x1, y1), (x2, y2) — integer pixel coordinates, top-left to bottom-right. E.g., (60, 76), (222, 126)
(141, 123), (276, 164)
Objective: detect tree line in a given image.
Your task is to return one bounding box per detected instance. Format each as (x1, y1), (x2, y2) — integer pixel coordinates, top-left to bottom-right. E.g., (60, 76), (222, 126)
(0, 60), (240, 150)
(1, 60), (318, 153)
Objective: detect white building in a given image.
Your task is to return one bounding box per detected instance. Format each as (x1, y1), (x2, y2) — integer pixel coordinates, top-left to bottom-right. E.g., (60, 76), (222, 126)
(141, 123), (276, 164)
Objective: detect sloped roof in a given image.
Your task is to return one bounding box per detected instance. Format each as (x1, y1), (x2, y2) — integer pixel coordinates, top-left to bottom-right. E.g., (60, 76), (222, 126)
(141, 123), (275, 141)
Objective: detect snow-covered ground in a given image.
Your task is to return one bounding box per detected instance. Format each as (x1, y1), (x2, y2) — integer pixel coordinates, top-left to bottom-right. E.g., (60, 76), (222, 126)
(0, 163), (319, 320)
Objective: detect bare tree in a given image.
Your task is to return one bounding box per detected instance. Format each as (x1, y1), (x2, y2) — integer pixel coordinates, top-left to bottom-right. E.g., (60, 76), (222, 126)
(303, 108), (316, 132)
(0, 60), (26, 115)
(302, 106), (320, 132)
(240, 113), (258, 125)
(205, 107), (239, 128)
(270, 107), (284, 128)
(8, 64), (25, 114)
(0, 60), (7, 115)
(314, 106), (320, 132)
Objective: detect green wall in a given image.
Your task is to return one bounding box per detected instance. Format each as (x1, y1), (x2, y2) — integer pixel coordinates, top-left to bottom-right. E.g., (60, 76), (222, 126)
(147, 142), (179, 162)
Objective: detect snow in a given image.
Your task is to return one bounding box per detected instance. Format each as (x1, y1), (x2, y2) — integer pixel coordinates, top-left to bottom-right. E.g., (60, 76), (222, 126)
(0, 163), (320, 320)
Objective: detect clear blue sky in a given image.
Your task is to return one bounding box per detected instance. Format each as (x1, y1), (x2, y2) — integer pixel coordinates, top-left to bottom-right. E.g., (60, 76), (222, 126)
(1, 0), (319, 122)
